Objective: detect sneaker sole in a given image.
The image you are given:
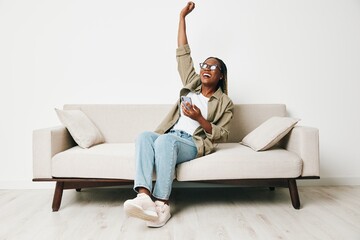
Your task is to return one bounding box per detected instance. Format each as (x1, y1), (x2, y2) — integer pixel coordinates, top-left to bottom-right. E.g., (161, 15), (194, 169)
(124, 202), (158, 221)
(147, 214), (171, 228)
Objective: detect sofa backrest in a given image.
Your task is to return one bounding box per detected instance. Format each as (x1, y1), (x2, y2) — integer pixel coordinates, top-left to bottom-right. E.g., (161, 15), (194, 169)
(64, 104), (286, 143)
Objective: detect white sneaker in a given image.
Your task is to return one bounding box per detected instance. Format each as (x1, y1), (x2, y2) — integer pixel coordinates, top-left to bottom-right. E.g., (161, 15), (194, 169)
(146, 201), (171, 228)
(124, 193), (158, 221)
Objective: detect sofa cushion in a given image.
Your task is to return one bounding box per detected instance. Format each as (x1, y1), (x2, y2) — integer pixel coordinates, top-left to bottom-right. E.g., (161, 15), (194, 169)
(240, 116), (299, 151)
(63, 104), (287, 143)
(52, 143), (136, 179)
(55, 108), (104, 148)
(176, 143), (302, 181)
(52, 143), (303, 181)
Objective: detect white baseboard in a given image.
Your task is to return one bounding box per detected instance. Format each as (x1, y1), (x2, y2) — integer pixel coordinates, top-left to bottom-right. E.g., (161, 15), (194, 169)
(0, 177), (359, 189)
(297, 177), (360, 186)
(0, 180), (55, 189)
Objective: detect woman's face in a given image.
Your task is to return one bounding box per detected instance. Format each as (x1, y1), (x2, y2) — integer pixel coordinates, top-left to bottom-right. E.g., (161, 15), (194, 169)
(200, 58), (223, 87)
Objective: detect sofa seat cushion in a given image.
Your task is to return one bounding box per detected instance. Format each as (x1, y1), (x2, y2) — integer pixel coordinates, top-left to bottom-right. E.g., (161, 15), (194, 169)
(176, 143), (302, 181)
(52, 143), (136, 179)
(52, 143), (303, 181)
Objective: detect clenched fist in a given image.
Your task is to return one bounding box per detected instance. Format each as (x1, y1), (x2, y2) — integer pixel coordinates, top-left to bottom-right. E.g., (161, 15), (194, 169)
(180, 2), (195, 18)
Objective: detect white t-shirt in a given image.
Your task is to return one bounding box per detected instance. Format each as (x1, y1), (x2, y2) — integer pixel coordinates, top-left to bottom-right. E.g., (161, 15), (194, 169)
(172, 92), (209, 135)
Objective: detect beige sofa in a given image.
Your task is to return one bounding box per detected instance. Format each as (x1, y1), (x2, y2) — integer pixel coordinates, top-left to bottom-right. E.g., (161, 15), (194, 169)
(33, 104), (319, 211)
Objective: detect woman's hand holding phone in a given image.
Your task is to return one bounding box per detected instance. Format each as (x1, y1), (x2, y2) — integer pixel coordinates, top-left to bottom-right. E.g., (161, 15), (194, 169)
(181, 96), (192, 110)
(181, 96), (202, 121)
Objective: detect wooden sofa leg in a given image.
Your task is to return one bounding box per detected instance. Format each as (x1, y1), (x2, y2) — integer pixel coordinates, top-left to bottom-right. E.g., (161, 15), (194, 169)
(288, 179), (300, 209)
(52, 181), (64, 212)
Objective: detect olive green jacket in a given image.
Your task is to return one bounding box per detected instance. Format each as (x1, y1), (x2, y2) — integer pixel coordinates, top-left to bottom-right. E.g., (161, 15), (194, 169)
(155, 44), (234, 157)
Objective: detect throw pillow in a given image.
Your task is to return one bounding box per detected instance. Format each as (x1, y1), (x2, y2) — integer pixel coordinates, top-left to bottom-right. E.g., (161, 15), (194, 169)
(55, 108), (105, 148)
(240, 116), (299, 151)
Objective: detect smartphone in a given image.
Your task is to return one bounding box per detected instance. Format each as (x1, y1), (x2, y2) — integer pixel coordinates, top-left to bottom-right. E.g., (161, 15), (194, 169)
(181, 96), (192, 110)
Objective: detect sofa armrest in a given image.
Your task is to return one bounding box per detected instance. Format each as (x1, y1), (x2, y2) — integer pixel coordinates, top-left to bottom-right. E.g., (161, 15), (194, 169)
(33, 126), (76, 179)
(282, 126), (320, 177)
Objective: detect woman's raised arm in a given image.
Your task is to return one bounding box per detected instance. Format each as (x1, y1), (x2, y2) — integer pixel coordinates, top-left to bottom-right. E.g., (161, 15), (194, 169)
(178, 2), (195, 47)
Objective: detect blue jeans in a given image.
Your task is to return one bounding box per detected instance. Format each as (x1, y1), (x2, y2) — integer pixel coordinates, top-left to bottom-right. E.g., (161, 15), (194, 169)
(134, 130), (198, 200)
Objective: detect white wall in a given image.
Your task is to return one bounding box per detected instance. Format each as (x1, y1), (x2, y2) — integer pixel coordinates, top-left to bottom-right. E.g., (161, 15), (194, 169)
(1, 0), (359, 188)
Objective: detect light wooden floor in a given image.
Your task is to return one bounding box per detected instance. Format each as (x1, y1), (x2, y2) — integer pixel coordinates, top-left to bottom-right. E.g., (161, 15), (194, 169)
(0, 186), (359, 240)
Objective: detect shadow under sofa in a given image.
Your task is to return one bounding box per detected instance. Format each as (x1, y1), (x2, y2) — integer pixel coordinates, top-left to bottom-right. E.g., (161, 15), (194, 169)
(32, 104), (320, 211)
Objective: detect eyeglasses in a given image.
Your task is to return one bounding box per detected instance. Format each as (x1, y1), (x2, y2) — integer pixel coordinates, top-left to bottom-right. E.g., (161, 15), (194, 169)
(199, 62), (221, 72)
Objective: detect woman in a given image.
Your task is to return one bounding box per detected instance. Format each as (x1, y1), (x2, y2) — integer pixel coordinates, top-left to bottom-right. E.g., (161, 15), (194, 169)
(124, 2), (233, 228)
